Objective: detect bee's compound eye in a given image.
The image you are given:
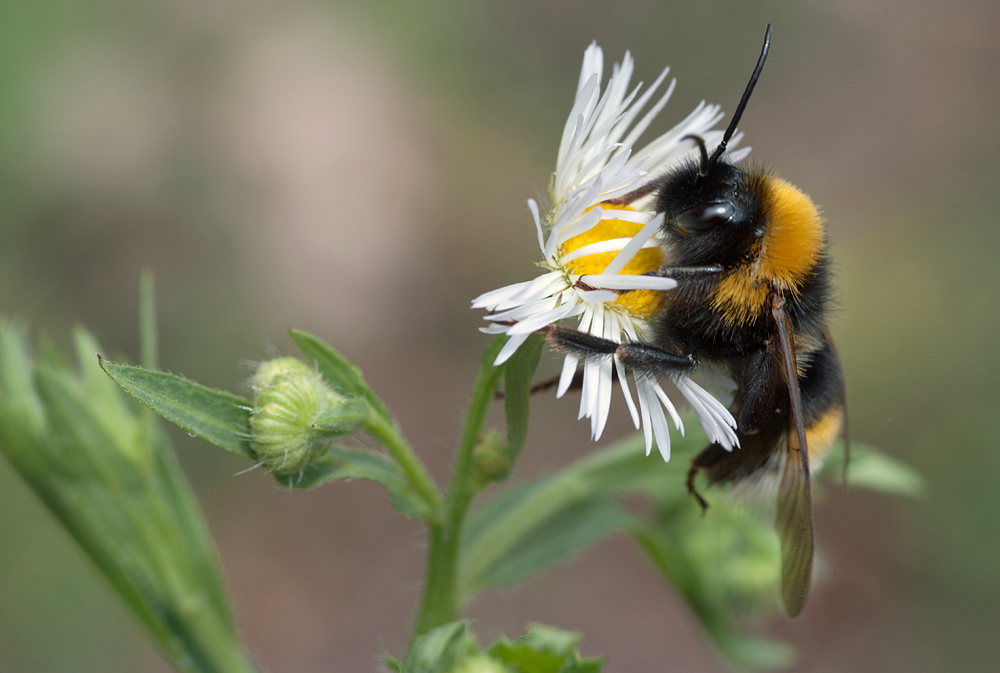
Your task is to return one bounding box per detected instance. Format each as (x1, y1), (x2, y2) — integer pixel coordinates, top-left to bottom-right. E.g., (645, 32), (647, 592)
(676, 201), (735, 233)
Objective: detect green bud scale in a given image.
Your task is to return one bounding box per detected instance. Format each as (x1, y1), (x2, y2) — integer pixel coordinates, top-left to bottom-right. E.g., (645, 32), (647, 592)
(250, 357), (363, 476)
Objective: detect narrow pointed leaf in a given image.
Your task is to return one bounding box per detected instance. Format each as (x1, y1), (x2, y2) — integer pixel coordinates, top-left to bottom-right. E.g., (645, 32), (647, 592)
(289, 330), (391, 420)
(634, 521), (794, 670)
(99, 359), (255, 459)
(0, 322), (45, 433)
(0, 326), (259, 673)
(463, 494), (634, 594)
(819, 441), (925, 497)
(502, 333), (543, 464)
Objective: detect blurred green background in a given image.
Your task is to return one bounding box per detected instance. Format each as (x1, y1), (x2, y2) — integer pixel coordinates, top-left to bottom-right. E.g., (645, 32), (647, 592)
(1, 1), (997, 671)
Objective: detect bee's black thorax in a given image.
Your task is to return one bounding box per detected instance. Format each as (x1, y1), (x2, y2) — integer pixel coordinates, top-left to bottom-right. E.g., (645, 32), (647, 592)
(651, 159), (830, 364)
(644, 156), (842, 480)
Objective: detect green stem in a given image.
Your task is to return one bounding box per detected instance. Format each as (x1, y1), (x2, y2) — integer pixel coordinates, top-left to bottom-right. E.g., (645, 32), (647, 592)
(139, 269), (158, 371)
(365, 413), (443, 519)
(411, 338), (505, 639)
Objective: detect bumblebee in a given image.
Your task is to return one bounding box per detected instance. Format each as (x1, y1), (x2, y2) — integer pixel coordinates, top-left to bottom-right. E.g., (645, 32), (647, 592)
(543, 24), (845, 616)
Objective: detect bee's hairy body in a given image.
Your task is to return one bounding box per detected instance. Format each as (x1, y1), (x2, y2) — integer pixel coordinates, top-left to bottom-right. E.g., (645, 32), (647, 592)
(650, 160), (844, 487)
(540, 24), (846, 615)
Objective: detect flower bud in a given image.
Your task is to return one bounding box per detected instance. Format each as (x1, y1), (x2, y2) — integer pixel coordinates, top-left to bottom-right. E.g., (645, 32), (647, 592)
(250, 357), (365, 476)
(471, 429), (513, 484)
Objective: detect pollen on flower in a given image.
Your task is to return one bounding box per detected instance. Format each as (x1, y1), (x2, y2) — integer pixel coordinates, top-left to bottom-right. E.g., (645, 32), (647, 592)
(561, 207), (665, 319)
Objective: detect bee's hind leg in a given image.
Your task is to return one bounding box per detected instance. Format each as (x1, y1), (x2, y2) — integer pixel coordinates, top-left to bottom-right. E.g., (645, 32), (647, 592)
(542, 325), (697, 376)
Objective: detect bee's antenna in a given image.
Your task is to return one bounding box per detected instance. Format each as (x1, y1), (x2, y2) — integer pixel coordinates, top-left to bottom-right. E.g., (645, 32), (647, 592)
(682, 134), (711, 176)
(710, 23), (771, 165)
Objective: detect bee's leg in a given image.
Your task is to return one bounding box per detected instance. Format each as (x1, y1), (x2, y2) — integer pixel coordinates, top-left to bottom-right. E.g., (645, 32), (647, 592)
(542, 325), (697, 375)
(686, 442), (738, 513)
(600, 181), (660, 207)
(655, 265), (724, 278)
(611, 266), (725, 301)
(529, 369), (584, 395)
(544, 324), (715, 512)
(686, 464), (710, 512)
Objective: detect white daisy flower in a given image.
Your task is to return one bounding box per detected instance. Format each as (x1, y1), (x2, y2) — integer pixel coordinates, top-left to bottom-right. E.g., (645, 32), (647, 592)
(472, 43), (745, 461)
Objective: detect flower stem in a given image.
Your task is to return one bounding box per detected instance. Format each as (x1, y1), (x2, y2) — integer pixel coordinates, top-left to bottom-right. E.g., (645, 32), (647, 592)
(411, 338), (505, 639)
(365, 413), (443, 519)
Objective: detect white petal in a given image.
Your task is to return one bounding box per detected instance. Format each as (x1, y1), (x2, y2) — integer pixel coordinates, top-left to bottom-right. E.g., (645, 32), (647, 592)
(687, 377), (736, 424)
(675, 377), (739, 450)
(561, 237), (659, 264)
(474, 270), (567, 311)
(598, 207), (657, 224)
(576, 289), (618, 304)
(577, 43), (603, 93)
(482, 297), (559, 324)
(506, 301), (584, 336)
(472, 282), (532, 309)
(579, 308), (604, 424)
(652, 380), (685, 433)
(636, 378), (654, 456)
(591, 313), (617, 440)
(503, 272), (569, 307)
(677, 377), (739, 449)
(728, 146), (751, 162)
(494, 333), (531, 365)
(474, 272), (559, 309)
(592, 357), (614, 440)
(557, 71), (601, 184)
(580, 358), (600, 422)
(581, 274), (677, 291)
(602, 213), (665, 276)
(528, 198), (545, 253)
(547, 195), (601, 260)
(573, 309), (596, 417)
(649, 398), (673, 462)
(615, 357), (640, 428)
(556, 353), (580, 398)
(619, 75), (676, 155)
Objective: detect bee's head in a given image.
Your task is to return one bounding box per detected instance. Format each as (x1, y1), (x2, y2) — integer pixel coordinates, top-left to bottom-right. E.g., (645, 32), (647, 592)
(655, 155), (767, 266)
(654, 23), (773, 267)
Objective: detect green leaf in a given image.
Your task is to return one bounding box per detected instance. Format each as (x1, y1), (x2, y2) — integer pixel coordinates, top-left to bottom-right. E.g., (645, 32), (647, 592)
(819, 441), (925, 497)
(289, 329), (391, 421)
(403, 621), (478, 673)
(634, 501), (793, 671)
(488, 625), (603, 673)
(291, 445), (432, 519)
(0, 324), (259, 673)
(99, 359), (255, 459)
(459, 432), (691, 599)
(0, 322), (45, 435)
(502, 334), (543, 465)
(464, 493), (635, 593)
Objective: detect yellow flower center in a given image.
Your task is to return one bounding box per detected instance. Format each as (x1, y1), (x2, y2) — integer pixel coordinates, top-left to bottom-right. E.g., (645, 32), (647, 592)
(561, 206), (665, 319)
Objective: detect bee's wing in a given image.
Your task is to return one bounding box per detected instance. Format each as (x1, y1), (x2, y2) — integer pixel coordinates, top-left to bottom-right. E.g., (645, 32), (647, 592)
(771, 296), (815, 617)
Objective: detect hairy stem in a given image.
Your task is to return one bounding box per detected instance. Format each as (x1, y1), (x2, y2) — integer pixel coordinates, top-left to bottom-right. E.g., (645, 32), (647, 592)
(365, 413), (443, 520)
(411, 338), (505, 639)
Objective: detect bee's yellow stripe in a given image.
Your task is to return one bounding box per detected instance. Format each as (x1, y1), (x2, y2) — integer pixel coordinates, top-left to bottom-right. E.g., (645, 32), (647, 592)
(804, 403), (844, 465)
(711, 177), (825, 326)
